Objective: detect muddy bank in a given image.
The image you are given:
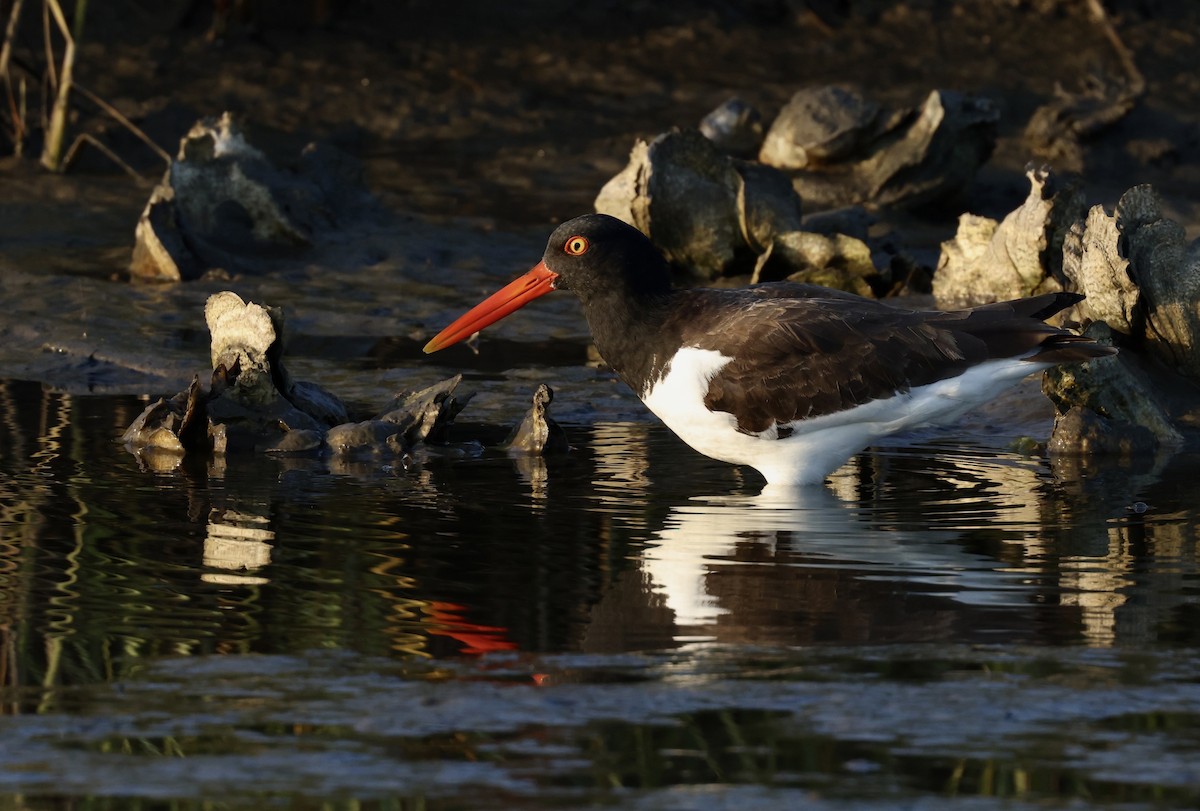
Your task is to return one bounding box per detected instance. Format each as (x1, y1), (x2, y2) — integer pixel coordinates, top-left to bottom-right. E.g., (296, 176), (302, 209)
(2, 1), (1200, 426)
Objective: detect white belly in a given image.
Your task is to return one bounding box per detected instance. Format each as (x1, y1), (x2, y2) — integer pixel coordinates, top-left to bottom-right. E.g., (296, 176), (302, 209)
(640, 347), (1048, 486)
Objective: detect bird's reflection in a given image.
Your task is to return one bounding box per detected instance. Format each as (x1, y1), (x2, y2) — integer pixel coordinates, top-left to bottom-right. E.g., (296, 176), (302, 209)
(577, 431), (1188, 652)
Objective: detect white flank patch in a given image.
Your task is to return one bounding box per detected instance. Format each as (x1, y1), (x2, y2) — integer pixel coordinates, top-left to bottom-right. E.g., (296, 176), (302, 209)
(641, 349), (1050, 487)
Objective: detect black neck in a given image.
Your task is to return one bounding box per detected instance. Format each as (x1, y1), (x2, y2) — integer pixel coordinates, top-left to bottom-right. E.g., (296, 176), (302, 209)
(578, 287), (678, 396)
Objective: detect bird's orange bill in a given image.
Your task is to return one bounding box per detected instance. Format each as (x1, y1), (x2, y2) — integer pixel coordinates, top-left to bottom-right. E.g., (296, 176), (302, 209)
(423, 262), (559, 353)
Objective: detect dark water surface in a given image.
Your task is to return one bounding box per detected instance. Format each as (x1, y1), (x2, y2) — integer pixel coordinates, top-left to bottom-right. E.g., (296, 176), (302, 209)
(3, 378), (1200, 809)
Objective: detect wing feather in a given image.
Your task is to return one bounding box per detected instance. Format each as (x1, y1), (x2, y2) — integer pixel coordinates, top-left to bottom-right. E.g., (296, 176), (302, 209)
(664, 289), (1091, 436)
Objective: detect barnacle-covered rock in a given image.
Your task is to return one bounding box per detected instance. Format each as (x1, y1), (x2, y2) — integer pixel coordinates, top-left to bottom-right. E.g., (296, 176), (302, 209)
(1025, 73), (1140, 173)
(759, 87), (998, 211)
(595, 129), (754, 280)
(758, 86), (883, 170)
(124, 291), (349, 458)
(1057, 198), (1140, 333)
(1041, 185), (1200, 455)
(284, 377), (471, 458)
(204, 291), (347, 428)
(1043, 323), (1182, 450)
(377, 375), (474, 450)
(123, 293), (475, 465)
(122, 375), (216, 455)
(933, 166), (1083, 308)
(1116, 188), (1200, 380)
(121, 370), (235, 470)
(325, 419), (406, 456)
(1058, 185), (1200, 380)
(594, 128), (878, 289)
(736, 161), (805, 252)
(130, 112), (373, 281)
(1047, 407), (1157, 457)
(753, 231), (879, 296)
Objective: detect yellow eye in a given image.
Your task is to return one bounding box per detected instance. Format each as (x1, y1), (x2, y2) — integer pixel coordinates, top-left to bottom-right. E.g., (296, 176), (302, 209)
(564, 236), (589, 256)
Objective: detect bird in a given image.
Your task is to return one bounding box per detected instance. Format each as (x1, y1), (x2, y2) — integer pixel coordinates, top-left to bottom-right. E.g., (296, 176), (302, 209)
(424, 213), (1115, 486)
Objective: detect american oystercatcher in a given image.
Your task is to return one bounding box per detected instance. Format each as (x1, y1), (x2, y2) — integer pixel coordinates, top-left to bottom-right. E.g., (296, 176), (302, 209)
(424, 214), (1115, 485)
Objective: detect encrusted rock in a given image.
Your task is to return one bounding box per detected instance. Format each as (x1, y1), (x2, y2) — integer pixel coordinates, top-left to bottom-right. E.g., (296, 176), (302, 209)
(121, 371), (234, 465)
(204, 291), (347, 428)
(759, 87), (998, 210)
(130, 112), (373, 281)
(1117, 188), (1200, 380)
(122, 375), (212, 454)
(326, 420), (406, 455)
(1047, 407), (1157, 457)
(377, 375), (473, 449)
(262, 428), (324, 454)
(759, 86), (883, 171)
(1042, 322), (1182, 449)
(933, 166), (1083, 308)
(736, 161), (805, 252)
(754, 231), (878, 295)
(594, 128), (879, 288)
(1025, 73), (1140, 173)
(204, 291), (280, 409)
(123, 293), (473, 464)
(1058, 203), (1141, 333)
(1059, 185), (1200, 381)
(595, 129), (754, 280)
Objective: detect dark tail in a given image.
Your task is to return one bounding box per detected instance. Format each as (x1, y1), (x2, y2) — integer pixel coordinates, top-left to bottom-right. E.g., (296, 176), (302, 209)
(941, 292), (1117, 364)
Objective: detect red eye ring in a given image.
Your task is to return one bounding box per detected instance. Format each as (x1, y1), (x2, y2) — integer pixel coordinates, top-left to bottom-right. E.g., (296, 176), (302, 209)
(564, 236), (589, 256)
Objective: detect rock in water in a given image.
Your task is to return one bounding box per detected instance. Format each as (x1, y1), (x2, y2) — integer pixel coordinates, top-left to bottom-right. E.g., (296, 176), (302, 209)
(1115, 188), (1200, 381)
(123, 292), (474, 465)
(122, 370), (235, 469)
(502, 384), (568, 455)
(1043, 323), (1182, 451)
(204, 291), (281, 410)
(204, 291), (347, 427)
(377, 375), (474, 451)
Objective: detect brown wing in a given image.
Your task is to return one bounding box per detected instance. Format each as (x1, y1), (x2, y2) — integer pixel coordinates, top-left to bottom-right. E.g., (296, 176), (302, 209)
(672, 290), (1107, 435)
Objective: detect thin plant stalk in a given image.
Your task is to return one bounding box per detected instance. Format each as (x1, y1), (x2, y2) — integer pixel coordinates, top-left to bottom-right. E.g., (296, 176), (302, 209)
(0, 0), (25, 79)
(1, 0), (26, 153)
(40, 0), (86, 172)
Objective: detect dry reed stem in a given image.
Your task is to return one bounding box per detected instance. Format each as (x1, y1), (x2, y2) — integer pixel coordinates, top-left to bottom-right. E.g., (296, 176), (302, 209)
(0, 0), (25, 79)
(40, 0), (79, 171)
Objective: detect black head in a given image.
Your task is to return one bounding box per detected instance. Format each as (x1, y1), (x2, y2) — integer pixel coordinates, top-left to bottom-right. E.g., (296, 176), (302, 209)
(542, 214), (673, 304)
(423, 213), (673, 355)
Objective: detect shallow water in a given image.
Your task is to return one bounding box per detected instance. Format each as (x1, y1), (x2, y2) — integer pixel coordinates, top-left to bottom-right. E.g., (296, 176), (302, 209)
(3, 377), (1200, 809)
